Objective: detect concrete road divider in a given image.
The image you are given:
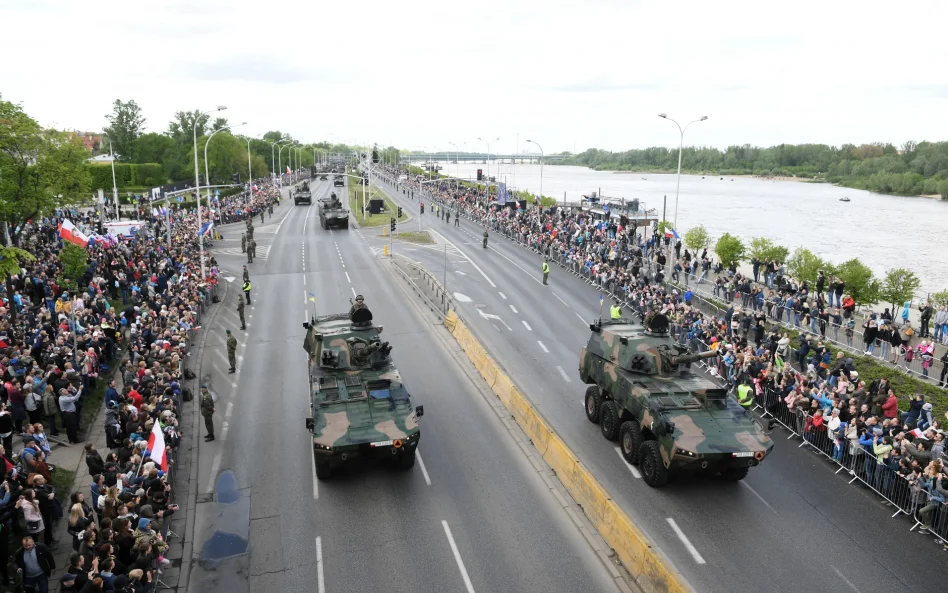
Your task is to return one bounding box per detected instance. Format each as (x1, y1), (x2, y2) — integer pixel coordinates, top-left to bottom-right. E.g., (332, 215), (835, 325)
(445, 310), (693, 593)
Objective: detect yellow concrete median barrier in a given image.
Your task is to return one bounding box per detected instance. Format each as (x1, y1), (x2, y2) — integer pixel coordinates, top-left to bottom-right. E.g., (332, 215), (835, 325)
(446, 313), (693, 593)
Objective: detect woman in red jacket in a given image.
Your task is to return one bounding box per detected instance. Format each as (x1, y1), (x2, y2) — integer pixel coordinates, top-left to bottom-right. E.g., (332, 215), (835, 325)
(881, 390), (899, 419)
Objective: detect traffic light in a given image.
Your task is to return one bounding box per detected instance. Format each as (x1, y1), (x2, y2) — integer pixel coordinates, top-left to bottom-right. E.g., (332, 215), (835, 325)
(397, 206), (402, 218)
(232, 173), (240, 183)
(631, 198), (639, 213)
(390, 218), (396, 232)
(477, 168), (483, 181)
(420, 203), (424, 214)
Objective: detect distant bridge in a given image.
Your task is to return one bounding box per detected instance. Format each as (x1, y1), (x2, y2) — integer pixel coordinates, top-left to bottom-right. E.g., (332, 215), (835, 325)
(401, 153), (570, 165)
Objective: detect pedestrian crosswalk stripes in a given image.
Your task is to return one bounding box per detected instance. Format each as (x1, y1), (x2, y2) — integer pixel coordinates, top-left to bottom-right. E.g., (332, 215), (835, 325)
(211, 245), (272, 261)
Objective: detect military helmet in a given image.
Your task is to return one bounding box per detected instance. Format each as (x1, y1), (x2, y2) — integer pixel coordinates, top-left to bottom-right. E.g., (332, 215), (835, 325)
(356, 294), (364, 302)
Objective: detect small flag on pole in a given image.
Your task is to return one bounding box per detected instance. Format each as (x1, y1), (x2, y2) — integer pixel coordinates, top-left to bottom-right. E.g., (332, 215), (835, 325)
(307, 292), (317, 303)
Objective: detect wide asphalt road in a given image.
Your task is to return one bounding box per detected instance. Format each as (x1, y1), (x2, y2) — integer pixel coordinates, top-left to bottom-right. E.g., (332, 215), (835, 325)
(370, 171), (948, 593)
(188, 179), (624, 593)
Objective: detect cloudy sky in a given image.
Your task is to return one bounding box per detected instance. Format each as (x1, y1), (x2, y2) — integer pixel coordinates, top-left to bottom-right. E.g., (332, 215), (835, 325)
(3, 0), (946, 154)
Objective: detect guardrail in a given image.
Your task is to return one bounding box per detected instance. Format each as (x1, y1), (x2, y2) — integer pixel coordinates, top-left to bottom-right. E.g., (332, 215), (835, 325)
(390, 254), (453, 317)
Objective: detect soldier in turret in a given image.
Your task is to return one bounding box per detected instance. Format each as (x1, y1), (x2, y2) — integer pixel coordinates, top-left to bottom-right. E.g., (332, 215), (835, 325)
(349, 294), (366, 320)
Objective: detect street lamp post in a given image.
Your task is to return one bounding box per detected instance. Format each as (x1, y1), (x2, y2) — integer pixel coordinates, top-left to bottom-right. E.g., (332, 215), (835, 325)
(526, 139), (544, 205)
(658, 113), (708, 230)
(279, 143), (292, 182)
(203, 122), (246, 236)
(193, 106), (227, 280)
(107, 139), (119, 220)
(448, 142), (462, 193)
(245, 138), (254, 189)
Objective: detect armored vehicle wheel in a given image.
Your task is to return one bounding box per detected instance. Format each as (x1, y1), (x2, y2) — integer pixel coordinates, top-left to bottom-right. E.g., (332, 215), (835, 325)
(639, 440), (669, 487)
(721, 467), (749, 481)
(343, 220), (349, 229)
(315, 457), (332, 480)
(398, 450), (416, 470)
(599, 401), (620, 441)
(584, 386), (602, 423)
(619, 420), (643, 465)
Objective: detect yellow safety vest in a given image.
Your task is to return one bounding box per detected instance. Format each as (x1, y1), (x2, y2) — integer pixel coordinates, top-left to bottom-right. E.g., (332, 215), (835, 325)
(737, 384), (753, 408)
(242, 281), (251, 292)
(610, 305), (621, 319)
(541, 262), (550, 273)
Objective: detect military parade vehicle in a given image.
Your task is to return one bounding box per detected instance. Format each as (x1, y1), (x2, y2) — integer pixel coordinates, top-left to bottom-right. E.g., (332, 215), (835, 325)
(579, 313), (773, 486)
(319, 192), (349, 229)
(303, 304), (424, 479)
(333, 174), (345, 187)
(293, 181), (312, 205)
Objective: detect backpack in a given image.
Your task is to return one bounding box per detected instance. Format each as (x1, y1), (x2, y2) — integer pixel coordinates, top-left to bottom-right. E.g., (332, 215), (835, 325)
(182, 387), (193, 402)
(184, 368), (196, 380)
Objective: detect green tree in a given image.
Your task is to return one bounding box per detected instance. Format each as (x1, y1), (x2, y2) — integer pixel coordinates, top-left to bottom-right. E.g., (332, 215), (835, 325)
(714, 233), (745, 267)
(929, 289), (948, 307)
(834, 258), (880, 305)
(103, 99), (146, 162)
(880, 268), (921, 310)
(683, 225), (712, 251)
(0, 246), (36, 322)
(938, 179), (948, 200)
(167, 110), (211, 140)
(656, 220), (673, 236)
(786, 247), (827, 285)
(747, 236), (790, 263)
(0, 95), (91, 245)
(130, 132), (174, 165)
(58, 242), (88, 292)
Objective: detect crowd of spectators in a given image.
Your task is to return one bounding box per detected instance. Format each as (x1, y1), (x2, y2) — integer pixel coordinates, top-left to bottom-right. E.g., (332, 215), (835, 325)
(0, 180), (279, 592)
(385, 167), (948, 542)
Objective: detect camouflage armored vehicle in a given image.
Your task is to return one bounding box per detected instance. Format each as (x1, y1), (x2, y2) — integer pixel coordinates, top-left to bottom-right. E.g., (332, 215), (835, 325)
(303, 306), (424, 479)
(319, 192), (349, 229)
(294, 181), (312, 205)
(579, 313), (773, 487)
(333, 174), (345, 187)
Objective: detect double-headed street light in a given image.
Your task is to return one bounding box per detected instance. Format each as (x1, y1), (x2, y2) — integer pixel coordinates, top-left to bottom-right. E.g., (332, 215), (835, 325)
(193, 105), (227, 280)
(658, 113), (708, 230)
(526, 139), (544, 205)
(203, 122), (246, 241)
(279, 143), (292, 179)
(477, 137), (499, 200)
(448, 141), (465, 192)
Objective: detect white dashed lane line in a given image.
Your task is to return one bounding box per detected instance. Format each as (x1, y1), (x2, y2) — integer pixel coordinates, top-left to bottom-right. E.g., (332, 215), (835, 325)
(537, 341), (549, 353)
(556, 366), (571, 383)
(509, 305), (518, 314)
(522, 320), (532, 331)
(613, 447), (642, 479)
(666, 518), (706, 564)
(498, 292), (507, 300)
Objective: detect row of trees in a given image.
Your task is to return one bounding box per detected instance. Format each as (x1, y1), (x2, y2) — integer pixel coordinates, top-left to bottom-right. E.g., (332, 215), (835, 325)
(98, 99), (384, 189)
(680, 224), (934, 309)
(562, 141), (948, 198)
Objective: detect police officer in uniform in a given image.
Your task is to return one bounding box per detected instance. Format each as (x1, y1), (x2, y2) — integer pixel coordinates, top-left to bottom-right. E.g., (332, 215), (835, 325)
(541, 258), (550, 285)
(241, 232), (247, 253)
(483, 230), (488, 249)
(242, 278), (252, 304)
(349, 295), (366, 320)
(226, 329), (238, 374)
(201, 386), (216, 441)
(610, 300), (622, 320)
(737, 382), (754, 409)
(237, 296), (246, 330)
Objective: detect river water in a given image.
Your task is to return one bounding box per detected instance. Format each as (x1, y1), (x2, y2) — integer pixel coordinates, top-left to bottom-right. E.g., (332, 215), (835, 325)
(431, 162), (948, 297)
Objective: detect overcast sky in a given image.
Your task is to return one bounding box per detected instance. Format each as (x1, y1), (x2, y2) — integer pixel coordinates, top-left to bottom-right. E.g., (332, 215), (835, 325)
(3, 0), (946, 154)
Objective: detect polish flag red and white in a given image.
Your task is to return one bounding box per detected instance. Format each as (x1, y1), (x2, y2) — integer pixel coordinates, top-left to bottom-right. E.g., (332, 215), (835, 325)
(147, 420), (169, 472)
(59, 219), (90, 247)
(286, 165), (291, 175)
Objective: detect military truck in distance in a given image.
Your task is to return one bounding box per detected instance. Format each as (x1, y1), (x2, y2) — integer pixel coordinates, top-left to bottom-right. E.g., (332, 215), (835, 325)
(333, 174), (345, 187)
(294, 181), (312, 205)
(303, 306), (424, 479)
(579, 313), (773, 487)
(319, 193), (349, 229)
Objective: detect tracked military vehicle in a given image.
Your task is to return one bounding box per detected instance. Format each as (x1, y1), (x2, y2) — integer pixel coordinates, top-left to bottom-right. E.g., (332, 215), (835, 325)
(319, 192), (349, 229)
(579, 313), (773, 486)
(303, 306), (424, 479)
(294, 181), (312, 205)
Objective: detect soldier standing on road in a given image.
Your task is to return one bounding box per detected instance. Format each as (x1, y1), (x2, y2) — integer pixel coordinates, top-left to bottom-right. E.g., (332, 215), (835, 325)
(242, 265), (250, 284)
(237, 296), (246, 330)
(250, 239), (257, 261)
(242, 279), (252, 304)
(542, 258), (550, 285)
(446, 211), (451, 225)
(226, 329), (238, 374)
(455, 211), (460, 227)
(247, 239), (256, 264)
(483, 230), (488, 248)
(260, 210), (265, 225)
(241, 232), (247, 253)
(268, 203), (273, 217)
(201, 386), (216, 441)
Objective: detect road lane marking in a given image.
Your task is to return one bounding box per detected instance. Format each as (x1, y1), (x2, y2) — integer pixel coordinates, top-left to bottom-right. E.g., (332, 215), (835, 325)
(303, 276), (306, 285)
(509, 305), (518, 314)
(831, 566), (862, 593)
(522, 320), (532, 331)
(345, 272), (351, 283)
(303, 289), (307, 304)
(478, 308), (512, 331)
(427, 228), (496, 288)
(613, 447), (642, 478)
(274, 205), (293, 235)
(553, 293), (569, 306)
(310, 440), (319, 500)
(351, 286), (357, 297)
(537, 341), (549, 353)
(316, 536), (325, 593)
(417, 451), (432, 486)
(498, 292), (507, 300)
(556, 366), (571, 383)
(740, 481), (776, 513)
(442, 521), (476, 593)
(666, 518), (706, 564)
(575, 312), (588, 326)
